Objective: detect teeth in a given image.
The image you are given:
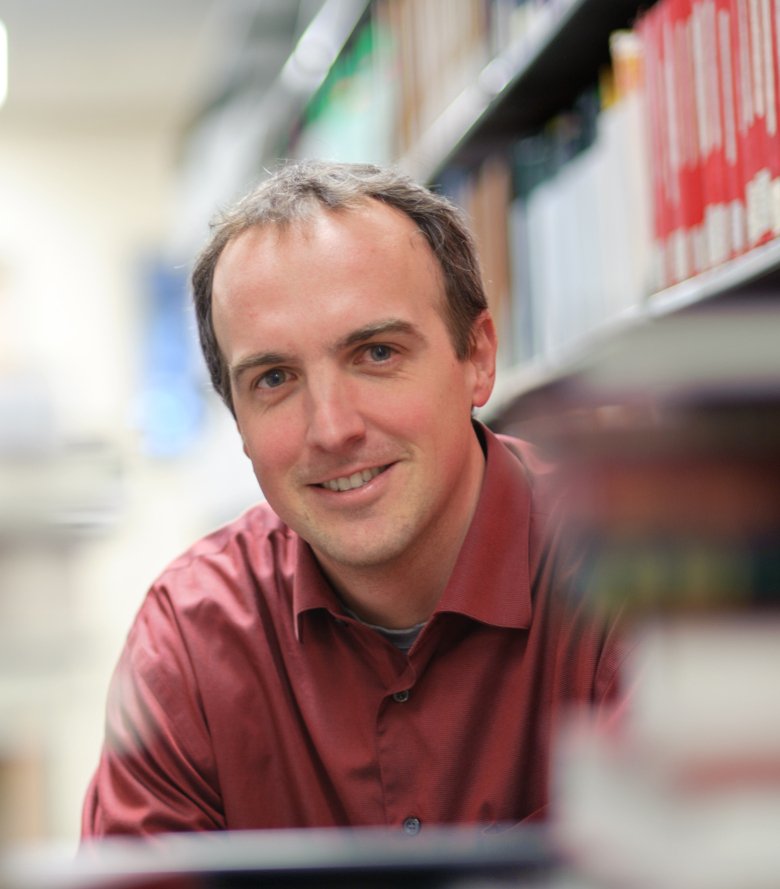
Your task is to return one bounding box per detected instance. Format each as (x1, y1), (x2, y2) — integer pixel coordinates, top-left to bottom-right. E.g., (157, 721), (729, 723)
(322, 466), (384, 492)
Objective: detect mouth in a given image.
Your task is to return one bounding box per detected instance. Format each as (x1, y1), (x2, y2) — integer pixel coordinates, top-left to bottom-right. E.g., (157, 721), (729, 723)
(317, 464), (390, 492)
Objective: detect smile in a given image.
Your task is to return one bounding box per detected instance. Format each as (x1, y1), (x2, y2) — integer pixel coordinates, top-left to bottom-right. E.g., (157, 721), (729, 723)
(319, 465), (388, 492)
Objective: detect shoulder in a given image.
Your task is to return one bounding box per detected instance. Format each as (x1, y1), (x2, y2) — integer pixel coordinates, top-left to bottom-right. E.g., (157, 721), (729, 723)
(167, 501), (291, 565)
(131, 502), (297, 642)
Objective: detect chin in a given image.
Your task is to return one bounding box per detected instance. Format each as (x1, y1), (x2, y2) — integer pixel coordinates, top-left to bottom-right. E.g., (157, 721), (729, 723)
(312, 530), (414, 572)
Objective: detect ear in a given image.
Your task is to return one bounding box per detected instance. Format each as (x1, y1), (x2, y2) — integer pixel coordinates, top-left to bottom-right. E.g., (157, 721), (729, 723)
(468, 311), (497, 409)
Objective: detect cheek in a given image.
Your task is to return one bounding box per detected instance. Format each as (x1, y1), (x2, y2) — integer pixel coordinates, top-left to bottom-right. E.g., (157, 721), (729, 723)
(372, 368), (470, 441)
(238, 413), (301, 481)
(373, 390), (429, 440)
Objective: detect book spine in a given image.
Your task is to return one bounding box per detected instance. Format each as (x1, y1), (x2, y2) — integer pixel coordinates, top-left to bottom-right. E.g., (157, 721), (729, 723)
(608, 30), (654, 312)
(680, 0), (709, 276)
(696, 2), (713, 269)
(743, 0), (773, 246)
(719, 0), (748, 257)
(758, 0), (779, 237)
(469, 156), (514, 369)
(637, 3), (674, 290)
(768, 0), (780, 234)
(663, 0), (691, 283)
(699, 0), (730, 267)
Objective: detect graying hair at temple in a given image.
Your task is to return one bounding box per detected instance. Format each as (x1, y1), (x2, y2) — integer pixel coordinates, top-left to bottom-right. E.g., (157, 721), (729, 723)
(191, 159), (488, 414)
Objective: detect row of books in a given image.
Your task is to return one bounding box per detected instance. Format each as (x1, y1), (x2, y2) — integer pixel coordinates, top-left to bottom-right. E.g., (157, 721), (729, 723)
(637, 0), (780, 289)
(289, 1), (653, 370)
(289, 1), (574, 165)
(381, 0), (572, 157)
(291, 0), (780, 375)
(440, 29), (652, 370)
(443, 0), (780, 367)
(453, 0), (780, 370)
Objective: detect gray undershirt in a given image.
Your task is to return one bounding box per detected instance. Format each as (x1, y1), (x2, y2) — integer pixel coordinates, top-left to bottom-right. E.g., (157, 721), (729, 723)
(344, 608), (426, 653)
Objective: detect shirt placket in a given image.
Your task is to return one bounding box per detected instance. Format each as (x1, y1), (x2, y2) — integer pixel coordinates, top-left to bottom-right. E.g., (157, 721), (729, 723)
(374, 651), (427, 833)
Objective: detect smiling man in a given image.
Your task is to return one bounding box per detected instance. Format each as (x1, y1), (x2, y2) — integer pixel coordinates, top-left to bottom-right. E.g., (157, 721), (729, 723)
(82, 161), (620, 837)
(212, 199), (493, 629)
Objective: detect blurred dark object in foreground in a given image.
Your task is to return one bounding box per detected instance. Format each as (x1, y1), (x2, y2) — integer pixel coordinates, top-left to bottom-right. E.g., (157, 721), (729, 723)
(2, 824), (561, 889)
(495, 298), (780, 619)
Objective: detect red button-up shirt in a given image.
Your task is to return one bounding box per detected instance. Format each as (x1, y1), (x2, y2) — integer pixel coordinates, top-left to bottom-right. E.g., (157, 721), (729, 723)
(82, 425), (620, 836)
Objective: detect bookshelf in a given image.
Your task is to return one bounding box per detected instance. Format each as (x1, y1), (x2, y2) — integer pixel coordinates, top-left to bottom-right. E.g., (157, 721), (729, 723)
(396, 0), (646, 183)
(283, 0), (780, 429)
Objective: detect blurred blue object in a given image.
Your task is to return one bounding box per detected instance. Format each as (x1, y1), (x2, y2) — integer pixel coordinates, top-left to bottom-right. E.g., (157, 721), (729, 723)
(136, 259), (204, 458)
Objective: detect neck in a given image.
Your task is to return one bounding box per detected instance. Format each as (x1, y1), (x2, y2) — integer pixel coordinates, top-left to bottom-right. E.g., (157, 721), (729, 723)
(326, 559), (454, 629)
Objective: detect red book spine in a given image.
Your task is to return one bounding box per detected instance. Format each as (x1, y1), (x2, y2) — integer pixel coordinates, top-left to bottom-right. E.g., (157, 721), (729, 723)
(732, 0), (754, 249)
(768, 0), (780, 235)
(678, 0), (708, 277)
(662, 0), (690, 283)
(741, 0), (773, 246)
(637, 2), (673, 289)
(719, 0), (748, 257)
(698, 0), (729, 267)
(758, 0), (779, 239)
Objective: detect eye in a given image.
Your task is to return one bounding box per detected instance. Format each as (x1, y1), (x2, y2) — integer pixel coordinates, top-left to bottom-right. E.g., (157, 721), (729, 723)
(366, 343), (394, 363)
(256, 368), (289, 389)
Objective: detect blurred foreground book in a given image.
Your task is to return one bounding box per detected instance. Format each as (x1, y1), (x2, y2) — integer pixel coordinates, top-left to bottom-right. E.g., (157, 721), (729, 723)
(500, 299), (780, 889)
(555, 616), (780, 889)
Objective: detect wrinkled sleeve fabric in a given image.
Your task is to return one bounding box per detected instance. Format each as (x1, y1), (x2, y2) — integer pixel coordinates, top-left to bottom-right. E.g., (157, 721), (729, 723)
(82, 582), (225, 836)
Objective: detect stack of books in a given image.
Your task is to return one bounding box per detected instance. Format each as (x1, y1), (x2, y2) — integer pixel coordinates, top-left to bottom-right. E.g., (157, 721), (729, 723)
(554, 617), (780, 889)
(535, 304), (780, 889)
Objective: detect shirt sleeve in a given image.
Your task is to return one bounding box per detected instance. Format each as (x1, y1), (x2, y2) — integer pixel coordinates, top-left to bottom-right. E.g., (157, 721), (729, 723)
(82, 583), (225, 837)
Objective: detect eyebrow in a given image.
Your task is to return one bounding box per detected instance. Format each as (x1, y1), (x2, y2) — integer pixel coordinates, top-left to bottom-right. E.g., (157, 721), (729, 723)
(333, 318), (425, 352)
(230, 351), (291, 385)
(230, 318), (426, 385)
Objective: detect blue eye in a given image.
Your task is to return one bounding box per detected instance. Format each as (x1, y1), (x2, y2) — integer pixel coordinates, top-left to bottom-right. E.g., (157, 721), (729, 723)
(368, 344), (393, 362)
(258, 368), (287, 389)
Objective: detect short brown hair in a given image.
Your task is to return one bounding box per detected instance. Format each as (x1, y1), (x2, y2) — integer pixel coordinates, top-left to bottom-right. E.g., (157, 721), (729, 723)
(192, 160), (488, 413)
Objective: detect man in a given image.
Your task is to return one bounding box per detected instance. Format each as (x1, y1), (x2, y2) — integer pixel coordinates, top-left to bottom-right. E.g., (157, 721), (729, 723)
(82, 160), (619, 837)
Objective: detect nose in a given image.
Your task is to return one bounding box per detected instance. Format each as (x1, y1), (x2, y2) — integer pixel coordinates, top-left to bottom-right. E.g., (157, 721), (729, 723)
(304, 375), (367, 452)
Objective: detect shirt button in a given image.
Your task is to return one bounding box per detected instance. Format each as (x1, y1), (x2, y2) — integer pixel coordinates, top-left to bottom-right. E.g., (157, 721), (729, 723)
(402, 816), (421, 836)
(393, 689), (410, 703)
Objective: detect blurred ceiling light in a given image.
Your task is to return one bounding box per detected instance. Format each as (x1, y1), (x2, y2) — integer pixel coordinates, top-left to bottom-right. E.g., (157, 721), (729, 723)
(0, 19), (7, 108)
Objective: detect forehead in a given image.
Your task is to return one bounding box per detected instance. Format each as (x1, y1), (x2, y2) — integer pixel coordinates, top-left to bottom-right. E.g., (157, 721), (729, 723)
(210, 201), (449, 356)
(213, 200), (441, 298)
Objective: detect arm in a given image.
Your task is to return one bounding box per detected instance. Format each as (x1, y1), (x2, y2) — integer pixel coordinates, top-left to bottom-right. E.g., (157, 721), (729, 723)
(82, 585), (225, 837)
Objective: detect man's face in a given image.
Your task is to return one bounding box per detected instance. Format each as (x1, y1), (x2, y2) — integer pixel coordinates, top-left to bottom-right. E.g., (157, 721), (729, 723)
(211, 201), (496, 585)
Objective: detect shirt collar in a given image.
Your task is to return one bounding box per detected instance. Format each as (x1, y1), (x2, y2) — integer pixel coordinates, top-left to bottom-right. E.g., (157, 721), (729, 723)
(292, 537), (342, 641)
(292, 422), (538, 639)
(432, 422), (535, 629)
